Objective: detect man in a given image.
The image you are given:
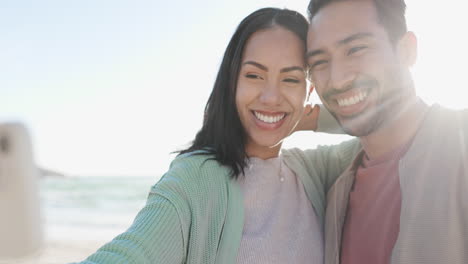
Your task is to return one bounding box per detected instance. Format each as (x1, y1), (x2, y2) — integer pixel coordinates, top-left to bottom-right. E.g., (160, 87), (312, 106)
(305, 0), (468, 263)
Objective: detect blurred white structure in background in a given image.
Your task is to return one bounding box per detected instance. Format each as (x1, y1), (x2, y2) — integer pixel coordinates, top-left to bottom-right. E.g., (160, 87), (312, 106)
(0, 123), (42, 261)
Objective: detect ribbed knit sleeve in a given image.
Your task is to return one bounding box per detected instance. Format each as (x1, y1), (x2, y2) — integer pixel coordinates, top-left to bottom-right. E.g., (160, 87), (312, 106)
(310, 139), (361, 192)
(73, 180), (188, 264)
(71, 152), (241, 264)
(282, 139), (361, 227)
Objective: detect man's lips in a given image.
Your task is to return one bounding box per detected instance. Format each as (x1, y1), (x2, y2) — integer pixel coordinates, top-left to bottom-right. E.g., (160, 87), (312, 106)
(327, 88), (372, 116)
(335, 90), (368, 107)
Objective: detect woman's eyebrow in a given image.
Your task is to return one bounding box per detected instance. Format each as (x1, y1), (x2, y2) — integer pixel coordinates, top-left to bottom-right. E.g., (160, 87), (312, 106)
(243, 61), (268, 71)
(243, 61), (304, 73)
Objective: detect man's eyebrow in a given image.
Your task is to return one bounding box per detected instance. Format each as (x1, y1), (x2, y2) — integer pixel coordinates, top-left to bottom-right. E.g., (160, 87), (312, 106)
(306, 49), (325, 60)
(243, 61), (268, 71)
(338, 32), (373, 46)
(280, 66), (304, 73)
(306, 32), (374, 60)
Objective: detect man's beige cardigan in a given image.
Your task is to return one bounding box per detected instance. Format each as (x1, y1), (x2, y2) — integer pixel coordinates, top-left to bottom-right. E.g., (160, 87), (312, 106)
(325, 105), (468, 264)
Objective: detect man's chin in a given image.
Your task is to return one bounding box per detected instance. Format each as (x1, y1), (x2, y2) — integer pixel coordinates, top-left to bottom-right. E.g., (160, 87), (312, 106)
(325, 104), (381, 137)
(341, 125), (366, 137)
(338, 115), (378, 137)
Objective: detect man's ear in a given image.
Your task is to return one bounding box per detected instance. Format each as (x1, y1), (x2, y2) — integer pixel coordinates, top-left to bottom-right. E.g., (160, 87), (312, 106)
(397, 31), (418, 67)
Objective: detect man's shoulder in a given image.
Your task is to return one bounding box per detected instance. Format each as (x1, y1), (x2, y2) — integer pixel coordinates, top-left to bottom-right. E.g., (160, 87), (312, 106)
(427, 104), (468, 127)
(402, 104), (468, 174)
(414, 104), (468, 143)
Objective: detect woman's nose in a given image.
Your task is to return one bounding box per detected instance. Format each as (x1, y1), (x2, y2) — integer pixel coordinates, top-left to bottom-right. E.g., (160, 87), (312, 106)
(259, 82), (282, 105)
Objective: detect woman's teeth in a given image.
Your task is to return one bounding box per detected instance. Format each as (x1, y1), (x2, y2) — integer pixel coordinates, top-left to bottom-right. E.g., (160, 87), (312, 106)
(337, 91), (368, 107)
(254, 111), (286, 124)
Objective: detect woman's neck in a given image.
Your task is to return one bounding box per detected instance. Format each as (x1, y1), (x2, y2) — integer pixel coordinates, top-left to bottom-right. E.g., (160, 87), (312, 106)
(245, 143), (282, 160)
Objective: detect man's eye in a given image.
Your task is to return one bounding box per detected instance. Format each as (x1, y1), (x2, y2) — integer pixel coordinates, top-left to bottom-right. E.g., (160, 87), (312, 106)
(310, 60), (328, 70)
(245, 74), (263, 79)
(284, 78), (300, 83)
(348, 46), (367, 55)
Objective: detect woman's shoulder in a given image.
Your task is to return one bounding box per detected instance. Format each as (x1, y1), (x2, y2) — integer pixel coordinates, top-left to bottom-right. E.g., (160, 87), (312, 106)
(151, 150), (232, 197)
(170, 150), (227, 174)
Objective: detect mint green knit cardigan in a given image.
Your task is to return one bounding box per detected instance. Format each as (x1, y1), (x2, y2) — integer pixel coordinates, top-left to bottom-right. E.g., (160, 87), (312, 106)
(75, 139), (360, 264)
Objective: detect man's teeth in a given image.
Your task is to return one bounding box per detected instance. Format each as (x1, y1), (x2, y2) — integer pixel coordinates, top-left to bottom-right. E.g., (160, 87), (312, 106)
(254, 111), (286, 124)
(337, 91), (368, 107)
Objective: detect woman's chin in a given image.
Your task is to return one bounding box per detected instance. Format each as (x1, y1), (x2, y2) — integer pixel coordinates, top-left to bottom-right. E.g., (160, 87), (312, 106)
(245, 134), (285, 157)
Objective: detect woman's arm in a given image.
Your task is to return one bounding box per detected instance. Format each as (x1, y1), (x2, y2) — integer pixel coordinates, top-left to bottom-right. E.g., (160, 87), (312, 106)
(284, 105), (361, 220)
(292, 104), (359, 189)
(300, 139), (360, 191)
(295, 104), (345, 134)
(72, 177), (189, 264)
(283, 138), (360, 224)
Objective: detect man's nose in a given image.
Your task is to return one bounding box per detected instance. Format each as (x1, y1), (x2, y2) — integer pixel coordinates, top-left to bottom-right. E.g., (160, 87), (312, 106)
(329, 61), (356, 90)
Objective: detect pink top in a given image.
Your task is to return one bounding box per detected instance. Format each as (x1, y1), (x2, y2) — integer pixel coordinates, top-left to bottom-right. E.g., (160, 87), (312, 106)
(340, 141), (412, 264)
(236, 155), (324, 264)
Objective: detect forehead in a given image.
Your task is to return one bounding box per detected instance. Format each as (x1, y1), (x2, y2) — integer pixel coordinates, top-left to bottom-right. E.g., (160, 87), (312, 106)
(308, 0), (386, 48)
(243, 26), (304, 63)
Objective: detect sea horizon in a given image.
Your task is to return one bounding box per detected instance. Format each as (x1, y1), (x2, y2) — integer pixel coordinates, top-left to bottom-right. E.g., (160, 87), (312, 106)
(40, 175), (160, 242)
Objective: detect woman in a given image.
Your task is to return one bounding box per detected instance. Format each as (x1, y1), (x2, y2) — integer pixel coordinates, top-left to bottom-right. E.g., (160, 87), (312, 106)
(74, 8), (359, 264)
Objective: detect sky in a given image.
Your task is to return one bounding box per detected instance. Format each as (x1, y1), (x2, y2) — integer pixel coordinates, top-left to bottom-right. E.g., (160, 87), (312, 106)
(2, 0), (468, 177)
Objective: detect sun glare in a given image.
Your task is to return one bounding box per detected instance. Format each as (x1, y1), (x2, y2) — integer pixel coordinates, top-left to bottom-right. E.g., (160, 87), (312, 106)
(407, 1), (468, 110)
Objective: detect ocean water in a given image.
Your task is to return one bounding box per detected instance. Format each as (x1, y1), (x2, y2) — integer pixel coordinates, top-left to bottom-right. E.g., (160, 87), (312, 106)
(40, 176), (160, 242)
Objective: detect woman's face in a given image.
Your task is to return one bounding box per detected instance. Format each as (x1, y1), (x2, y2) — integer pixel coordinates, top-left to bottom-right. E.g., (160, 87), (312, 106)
(236, 26), (309, 159)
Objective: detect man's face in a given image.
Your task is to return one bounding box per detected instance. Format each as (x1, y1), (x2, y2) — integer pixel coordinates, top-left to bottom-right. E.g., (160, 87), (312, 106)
(307, 0), (409, 136)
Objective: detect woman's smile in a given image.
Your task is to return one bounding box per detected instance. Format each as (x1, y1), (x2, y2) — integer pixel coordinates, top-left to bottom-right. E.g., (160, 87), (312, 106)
(251, 110), (289, 131)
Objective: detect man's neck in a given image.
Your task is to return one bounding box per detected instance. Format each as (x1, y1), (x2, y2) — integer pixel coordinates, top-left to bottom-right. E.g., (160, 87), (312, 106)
(360, 98), (428, 160)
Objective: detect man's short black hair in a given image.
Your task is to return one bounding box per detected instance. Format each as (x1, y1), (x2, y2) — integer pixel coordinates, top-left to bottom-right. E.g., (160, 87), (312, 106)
(308, 0), (407, 44)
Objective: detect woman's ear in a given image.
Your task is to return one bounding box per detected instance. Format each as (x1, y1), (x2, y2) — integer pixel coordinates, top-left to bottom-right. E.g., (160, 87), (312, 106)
(397, 31), (418, 67)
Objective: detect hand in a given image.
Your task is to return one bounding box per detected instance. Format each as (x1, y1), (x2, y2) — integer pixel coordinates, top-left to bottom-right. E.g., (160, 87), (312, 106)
(294, 104), (320, 132)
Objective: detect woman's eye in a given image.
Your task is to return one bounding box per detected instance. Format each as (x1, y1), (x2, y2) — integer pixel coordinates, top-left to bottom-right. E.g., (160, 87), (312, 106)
(348, 46), (367, 55)
(245, 74), (263, 80)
